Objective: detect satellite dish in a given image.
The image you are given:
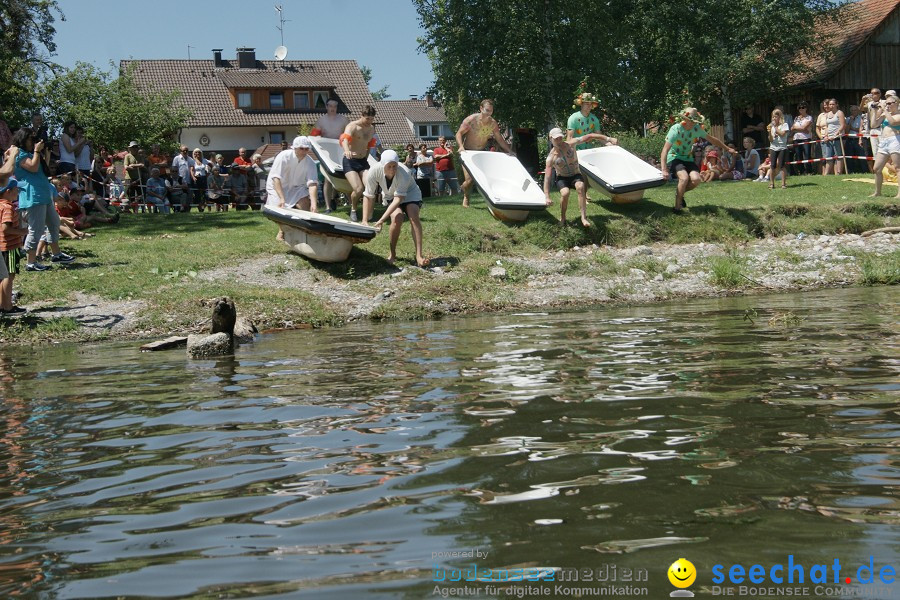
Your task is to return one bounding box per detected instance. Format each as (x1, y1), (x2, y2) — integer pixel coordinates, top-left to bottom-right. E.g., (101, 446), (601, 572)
(274, 46), (288, 61)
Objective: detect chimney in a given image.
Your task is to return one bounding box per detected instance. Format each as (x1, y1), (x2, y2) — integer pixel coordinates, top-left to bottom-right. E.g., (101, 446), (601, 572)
(236, 47), (256, 69)
(212, 49), (223, 68)
(425, 94), (434, 107)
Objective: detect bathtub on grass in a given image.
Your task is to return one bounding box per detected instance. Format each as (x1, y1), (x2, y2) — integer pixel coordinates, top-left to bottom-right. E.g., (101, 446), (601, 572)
(263, 205), (376, 263)
(459, 151), (548, 222)
(577, 145), (665, 204)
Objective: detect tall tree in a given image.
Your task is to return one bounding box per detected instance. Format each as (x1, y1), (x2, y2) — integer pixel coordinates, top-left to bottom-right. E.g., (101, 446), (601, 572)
(0, 0), (63, 125)
(39, 62), (192, 151)
(414, 0), (841, 137)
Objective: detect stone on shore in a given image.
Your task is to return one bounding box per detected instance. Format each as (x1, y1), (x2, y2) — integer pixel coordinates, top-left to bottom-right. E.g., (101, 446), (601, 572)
(187, 332), (233, 358)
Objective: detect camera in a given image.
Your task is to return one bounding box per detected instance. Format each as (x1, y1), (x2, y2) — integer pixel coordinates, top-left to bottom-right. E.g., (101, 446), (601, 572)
(870, 101), (880, 109)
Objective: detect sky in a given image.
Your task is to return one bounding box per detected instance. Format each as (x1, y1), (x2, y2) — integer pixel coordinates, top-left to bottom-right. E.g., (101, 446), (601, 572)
(51, 0), (435, 100)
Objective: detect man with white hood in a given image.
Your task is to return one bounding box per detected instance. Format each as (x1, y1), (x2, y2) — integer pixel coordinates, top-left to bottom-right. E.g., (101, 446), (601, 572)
(368, 150), (428, 267)
(266, 135), (319, 240)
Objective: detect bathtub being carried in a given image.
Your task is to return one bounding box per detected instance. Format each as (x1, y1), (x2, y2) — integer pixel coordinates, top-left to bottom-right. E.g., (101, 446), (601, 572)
(577, 145), (665, 204)
(308, 136), (378, 195)
(263, 205), (376, 263)
(458, 151), (548, 222)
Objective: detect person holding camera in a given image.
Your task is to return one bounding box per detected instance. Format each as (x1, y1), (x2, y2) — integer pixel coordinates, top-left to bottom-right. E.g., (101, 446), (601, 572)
(867, 88), (884, 159)
(869, 92), (900, 199)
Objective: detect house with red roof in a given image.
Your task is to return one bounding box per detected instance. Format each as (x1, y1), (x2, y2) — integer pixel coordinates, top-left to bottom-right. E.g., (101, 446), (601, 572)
(124, 48), (375, 160)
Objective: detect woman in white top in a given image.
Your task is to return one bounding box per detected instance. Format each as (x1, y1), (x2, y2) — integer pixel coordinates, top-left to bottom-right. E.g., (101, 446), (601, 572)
(768, 109), (790, 189)
(869, 93), (900, 199)
(821, 99), (846, 176)
(369, 150), (428, 267)
(58, 121), (83, 176)
(790, 102), (813, 175)
(189, 148), (211, 212)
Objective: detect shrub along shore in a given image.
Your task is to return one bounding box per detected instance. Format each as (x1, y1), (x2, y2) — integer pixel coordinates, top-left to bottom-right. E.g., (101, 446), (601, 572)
(1, 175), (897, 345)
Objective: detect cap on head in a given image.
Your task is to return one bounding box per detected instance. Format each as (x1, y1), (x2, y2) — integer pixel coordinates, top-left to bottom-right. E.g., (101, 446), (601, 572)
(549, 127), (564, 140)
(0, 178), (19, 194)
(292, 135), (311, 149)
(380, 149), (399, 165)
(128, 140), (139, 148)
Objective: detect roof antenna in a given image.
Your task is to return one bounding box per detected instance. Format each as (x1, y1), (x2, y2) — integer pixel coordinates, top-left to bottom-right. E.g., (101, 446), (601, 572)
(274, 4), (290, 47)
(187, 45), (195, 60)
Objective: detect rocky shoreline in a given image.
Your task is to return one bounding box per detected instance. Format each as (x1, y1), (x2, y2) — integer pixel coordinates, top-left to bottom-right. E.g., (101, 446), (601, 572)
(10, 231), (898, 345)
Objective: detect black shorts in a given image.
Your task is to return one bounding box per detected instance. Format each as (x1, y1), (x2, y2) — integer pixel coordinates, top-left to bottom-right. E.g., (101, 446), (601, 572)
(399, 201), (423, 217)
(2, 249), (22, 275)
(667, 159), (700, 175)
(555, 174), (583, 190)
(342, 156), (369, 175)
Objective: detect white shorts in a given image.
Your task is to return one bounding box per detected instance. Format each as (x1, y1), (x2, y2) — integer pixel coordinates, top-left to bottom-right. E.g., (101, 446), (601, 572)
(877, 133), (900, 156)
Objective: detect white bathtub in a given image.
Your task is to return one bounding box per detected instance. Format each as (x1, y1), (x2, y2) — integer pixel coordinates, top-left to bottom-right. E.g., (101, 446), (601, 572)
(459, 151), (547, 222)
(263, 205), (376, 262)
(577, 146), (664, 203)
(308, 136), (378, 194)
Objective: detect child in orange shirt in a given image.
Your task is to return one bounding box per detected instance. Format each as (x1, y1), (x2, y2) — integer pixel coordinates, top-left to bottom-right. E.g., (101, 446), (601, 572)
(0, 178), (29, 316)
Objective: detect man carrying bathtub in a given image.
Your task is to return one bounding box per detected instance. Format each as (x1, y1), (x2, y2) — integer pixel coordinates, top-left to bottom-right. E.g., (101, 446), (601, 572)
(455, 99), (514, 208)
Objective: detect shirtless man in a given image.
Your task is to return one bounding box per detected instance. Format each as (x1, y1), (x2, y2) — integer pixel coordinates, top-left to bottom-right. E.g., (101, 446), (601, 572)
(543, 127), (605, 227)
(311, 98), (349, 212)
(455, 99), (513, 207)
(340, 104), (377, 223)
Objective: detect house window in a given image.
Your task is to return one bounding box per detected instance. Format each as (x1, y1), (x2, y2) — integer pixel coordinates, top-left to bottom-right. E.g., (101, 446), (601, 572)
(237, 92), (252, 108)
(269, 91), (285, 109)
(313, 91), (330, 109)
(270, 132), (285, 144)
(294, 92), (310, 109)
(417, 124), (444, 139)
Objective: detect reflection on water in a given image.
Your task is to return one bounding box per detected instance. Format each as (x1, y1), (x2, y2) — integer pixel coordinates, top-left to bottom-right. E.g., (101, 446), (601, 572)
(0, 287), (897, 598)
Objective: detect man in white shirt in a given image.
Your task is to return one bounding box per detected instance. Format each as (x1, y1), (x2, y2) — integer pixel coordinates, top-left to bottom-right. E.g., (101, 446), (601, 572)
(310, 98), (349, 212)
(266, 136), (319, 240)
(369, 150), (428, 267)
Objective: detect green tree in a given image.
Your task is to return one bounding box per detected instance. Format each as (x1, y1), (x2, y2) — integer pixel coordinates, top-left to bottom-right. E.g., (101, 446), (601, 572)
(414, 0), (841, 137)
(361, 65), (391, 101)
(39, 62), (192, 151)
(0, 0), (64, 125)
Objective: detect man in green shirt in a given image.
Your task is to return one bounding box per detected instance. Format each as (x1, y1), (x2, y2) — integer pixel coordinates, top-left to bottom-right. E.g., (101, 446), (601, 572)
(660, 107), (735, 214)
(566, 92), (617, 151)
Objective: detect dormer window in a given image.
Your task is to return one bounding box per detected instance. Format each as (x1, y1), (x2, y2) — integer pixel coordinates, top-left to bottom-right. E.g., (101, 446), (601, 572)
(313, 91), (330, 109)
(269, 91), (285, 109)
(294, 92), (310, 109)
(237, 92), (252, 108)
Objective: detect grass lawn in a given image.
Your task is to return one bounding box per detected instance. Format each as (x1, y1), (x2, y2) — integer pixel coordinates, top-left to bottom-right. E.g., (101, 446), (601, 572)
(5, 174), (897, 342)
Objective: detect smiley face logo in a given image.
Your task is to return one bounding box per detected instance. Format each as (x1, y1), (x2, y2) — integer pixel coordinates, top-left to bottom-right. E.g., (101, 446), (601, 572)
(668, 558), (696, 588)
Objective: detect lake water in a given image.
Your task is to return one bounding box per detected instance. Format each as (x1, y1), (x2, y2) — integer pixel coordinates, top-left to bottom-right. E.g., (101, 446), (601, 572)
(0, 287), (897, 599)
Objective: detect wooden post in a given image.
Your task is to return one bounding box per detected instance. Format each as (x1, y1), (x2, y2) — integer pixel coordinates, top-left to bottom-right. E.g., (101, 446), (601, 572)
(839, 134), (848, 175)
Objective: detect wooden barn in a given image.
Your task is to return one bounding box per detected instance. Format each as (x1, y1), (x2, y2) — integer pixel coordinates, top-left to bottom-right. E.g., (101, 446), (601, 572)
(786, 0), (899, 110)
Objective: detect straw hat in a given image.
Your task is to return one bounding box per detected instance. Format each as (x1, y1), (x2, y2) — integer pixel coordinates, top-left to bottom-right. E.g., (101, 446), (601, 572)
(574, 92), (600, 107)
(680, 107), (706, 125)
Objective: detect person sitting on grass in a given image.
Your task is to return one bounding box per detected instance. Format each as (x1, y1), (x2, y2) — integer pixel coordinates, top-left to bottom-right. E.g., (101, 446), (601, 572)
(52, 190), (93, 239)
(756, 156), (772, 181)
(0, 178), (28, 317)
(700, 149), (723, 182)
(369, 150), (429, 268)
(717, 143), (743, 181)
(660, 107), (737, 213)
(542, 127), (605, 227)
(742, 137), (761, 180)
